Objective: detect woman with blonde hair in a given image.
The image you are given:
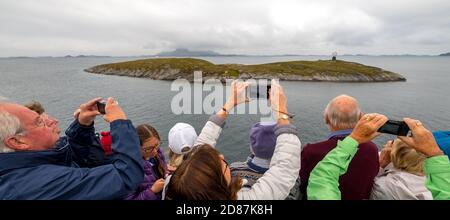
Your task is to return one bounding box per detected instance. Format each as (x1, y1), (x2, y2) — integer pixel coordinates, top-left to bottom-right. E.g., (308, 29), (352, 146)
(166, 122), (198, 173)
(370, 139), (432, 200)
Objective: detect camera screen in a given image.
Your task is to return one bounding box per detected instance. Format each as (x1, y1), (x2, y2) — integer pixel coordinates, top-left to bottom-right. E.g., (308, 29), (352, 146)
(378, 120), (410, 136)
(379, 123), (400, 134)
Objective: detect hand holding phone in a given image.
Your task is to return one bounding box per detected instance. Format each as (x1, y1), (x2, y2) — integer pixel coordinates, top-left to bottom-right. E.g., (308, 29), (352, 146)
(398, 118), (444, 157)
(246, 79), (271, 99)
(350, 113), (388, 144)
(77, 97), (103, 126)
(101, 97), (127, 123)
(377, 120), (410, 136)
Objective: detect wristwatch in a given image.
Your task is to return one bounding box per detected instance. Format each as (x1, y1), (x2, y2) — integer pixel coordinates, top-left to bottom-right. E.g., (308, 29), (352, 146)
(278, 113), (289, 120)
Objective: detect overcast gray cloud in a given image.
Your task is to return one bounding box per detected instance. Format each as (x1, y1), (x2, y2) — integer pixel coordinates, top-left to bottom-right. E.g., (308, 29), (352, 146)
(0, 0), (449, 56)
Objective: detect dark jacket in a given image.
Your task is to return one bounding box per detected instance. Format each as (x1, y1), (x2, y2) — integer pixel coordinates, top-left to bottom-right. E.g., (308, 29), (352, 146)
(125, 148), (167, 200)
(300, 134), (379, 200)
(0, 119), (144, 200)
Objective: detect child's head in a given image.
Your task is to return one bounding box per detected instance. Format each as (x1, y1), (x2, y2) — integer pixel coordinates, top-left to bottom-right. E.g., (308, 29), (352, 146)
(136, 123), (165, 178)
(249, 122), (277, 159)
(168, 123), (197, 168)
(136, 124), (161, 160)
(24, 100), (45, 115)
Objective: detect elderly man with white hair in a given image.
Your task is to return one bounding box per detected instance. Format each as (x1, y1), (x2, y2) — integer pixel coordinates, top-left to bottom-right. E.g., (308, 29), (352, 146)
(0, 98), (144, 199)
(299, 95), (379, 200)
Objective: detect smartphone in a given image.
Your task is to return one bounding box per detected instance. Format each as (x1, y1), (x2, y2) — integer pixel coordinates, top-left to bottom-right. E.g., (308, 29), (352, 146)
(246, 80), (271, 99)
(96, 100), (106, 114)
(378, 120), (410, 136)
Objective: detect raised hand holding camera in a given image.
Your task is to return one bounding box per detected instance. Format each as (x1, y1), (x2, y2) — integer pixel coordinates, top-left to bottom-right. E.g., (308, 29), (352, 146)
(269, 79), (291, 124)
(102, 97), (127, 123)
(78, 97), (103, 126)
(350, 113), (388, 144)
(398, 118), (444, 158)
(96, 100), (107, 115)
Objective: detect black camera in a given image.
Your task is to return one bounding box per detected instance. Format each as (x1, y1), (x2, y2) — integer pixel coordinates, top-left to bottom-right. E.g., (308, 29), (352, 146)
(378, 120), (410, 136)
(96, 100), (106, 114)
(246, 79), (271, 99)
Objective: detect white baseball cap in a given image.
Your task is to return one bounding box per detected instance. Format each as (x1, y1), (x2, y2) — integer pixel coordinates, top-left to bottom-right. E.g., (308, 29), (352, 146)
(168, 123), (198, 154)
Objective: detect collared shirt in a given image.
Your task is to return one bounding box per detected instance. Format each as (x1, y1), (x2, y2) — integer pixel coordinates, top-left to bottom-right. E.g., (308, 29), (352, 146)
(327, 129), (353, 140)
(247, 157), (270, 173)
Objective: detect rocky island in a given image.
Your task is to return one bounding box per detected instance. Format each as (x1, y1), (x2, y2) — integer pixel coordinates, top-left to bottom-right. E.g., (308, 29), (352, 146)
(84, 58), (406, 82)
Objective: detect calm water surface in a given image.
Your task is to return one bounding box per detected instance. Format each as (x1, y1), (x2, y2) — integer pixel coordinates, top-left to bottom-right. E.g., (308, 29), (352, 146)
(1, 55), (449, 161)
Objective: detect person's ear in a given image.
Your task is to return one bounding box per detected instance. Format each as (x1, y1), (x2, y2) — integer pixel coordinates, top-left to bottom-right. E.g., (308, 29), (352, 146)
(4, 136), (31, 151)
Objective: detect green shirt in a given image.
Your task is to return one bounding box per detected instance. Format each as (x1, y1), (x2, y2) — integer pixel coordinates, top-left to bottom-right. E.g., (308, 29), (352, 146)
(424, 155), (450, 200)
(307, 136), (450, 200)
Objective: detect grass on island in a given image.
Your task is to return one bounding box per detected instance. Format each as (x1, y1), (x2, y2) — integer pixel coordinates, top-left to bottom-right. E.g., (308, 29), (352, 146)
(94, 58), (389, 77)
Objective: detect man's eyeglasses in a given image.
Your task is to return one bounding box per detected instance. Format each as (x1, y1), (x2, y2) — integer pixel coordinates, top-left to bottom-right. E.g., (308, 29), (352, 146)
(29, 113), (52, 130)
(37, 114), (49, 126)
(14, 113), (52, 136)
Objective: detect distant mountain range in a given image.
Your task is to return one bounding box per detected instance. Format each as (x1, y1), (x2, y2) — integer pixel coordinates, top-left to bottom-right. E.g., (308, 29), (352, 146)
(63, 55), (112, 58)
(156, 48), (227, 57)
(154, 49), (450, 57)
(4, 55), (112, 58)
(154, 48), (325, 57)
(3, 50), (450, 58)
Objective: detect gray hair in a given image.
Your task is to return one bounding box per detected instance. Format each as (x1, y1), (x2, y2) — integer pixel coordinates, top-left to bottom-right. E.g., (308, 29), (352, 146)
(0, 109), (23, 153)
(324, 95), (362, 130)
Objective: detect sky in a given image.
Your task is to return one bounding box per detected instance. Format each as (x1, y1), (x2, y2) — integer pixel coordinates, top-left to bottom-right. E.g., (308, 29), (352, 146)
(1, 0), (449, 57)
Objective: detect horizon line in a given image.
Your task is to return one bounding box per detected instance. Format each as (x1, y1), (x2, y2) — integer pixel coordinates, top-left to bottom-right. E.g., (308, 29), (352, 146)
(0, 53), (447, 58)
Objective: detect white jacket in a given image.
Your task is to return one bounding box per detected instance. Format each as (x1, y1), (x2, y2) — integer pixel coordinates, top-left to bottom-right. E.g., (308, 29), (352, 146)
(195, 115), (302, 200)
(370, 164), (432, 200)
